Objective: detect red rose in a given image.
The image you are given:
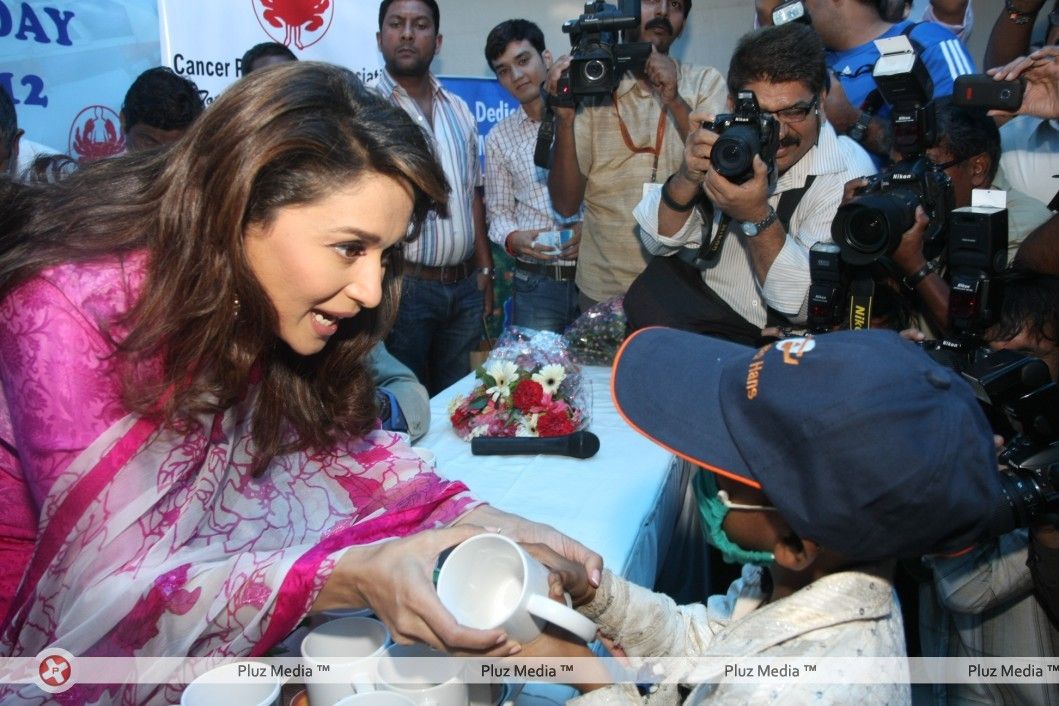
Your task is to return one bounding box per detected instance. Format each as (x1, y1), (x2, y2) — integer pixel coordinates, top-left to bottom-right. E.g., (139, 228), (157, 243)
(537, 411), (575, 437)
(450, 405), (473, 429)
(512, 379), (544, 412)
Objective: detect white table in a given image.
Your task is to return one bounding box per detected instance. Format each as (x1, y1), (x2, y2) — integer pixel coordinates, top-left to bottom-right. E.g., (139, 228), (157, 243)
(420, 366), (685, 592)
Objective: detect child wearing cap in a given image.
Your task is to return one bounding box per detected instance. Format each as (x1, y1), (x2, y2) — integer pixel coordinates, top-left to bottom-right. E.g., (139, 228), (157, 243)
(521, 327), (1006, 704)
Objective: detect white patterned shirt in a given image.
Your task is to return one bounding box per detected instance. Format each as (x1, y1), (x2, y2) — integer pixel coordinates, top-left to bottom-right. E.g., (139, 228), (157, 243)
(484, 107), (579, 267)
(374, 70), (481, 267)
(633, 122), (876, 327)
(570, 566), (910, 706)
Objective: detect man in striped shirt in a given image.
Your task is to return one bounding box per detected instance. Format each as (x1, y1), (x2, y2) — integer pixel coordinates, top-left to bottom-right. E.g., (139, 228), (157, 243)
(630, 23), (876, 342)
(483, 20), (582, 333)
(375, 0), (495, 395)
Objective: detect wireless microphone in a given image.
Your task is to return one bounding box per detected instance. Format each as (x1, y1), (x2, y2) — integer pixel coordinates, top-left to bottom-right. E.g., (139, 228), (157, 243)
(471, 430), (601, 459)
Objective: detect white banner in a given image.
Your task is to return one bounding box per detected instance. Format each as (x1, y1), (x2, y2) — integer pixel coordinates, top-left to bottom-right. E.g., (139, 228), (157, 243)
(158, 0), (383, 106)
(0, 0), (160, 161)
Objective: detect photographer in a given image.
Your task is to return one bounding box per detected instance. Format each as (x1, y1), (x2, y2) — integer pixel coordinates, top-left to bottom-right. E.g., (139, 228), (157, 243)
(544, 0), (728, 309)
(839, 98), (1052, 336)
(625, 23), (875, 341)
(919, 270), (1059, 706)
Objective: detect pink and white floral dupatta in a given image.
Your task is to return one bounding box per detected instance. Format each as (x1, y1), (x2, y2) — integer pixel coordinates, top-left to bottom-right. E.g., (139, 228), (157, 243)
(0, 256), (478, 705)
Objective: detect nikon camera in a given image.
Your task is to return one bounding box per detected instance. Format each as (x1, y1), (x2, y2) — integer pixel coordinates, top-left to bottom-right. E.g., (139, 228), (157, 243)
(830, 158), (953, 266)
(704, 91), (779, 189)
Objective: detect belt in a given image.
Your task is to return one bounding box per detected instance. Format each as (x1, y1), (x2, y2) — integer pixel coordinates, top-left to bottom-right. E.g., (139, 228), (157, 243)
(406, 260), (474, 284)
(516, 261), (577, 282)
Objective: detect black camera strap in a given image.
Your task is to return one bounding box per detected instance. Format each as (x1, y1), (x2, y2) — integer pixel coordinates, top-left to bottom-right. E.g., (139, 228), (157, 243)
(534, 98), (557, 170)
(693, 174), (817, 270)
(848, 268), (875, 330)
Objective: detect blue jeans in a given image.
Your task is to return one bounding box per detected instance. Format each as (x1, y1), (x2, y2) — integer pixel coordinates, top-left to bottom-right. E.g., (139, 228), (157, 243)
(386, 274), (484, 396)
(510, 268), (580, 334)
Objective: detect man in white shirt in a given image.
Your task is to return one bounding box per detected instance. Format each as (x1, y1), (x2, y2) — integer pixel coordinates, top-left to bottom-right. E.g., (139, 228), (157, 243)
(627, 22), (875, 343)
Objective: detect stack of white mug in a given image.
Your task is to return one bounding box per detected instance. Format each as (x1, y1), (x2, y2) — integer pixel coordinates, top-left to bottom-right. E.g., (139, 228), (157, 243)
(181, 533), (596, 706)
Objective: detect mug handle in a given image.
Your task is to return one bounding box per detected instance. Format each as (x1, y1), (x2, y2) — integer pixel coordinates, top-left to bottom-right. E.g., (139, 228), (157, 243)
(525, 594), (598, 642)
(351, 669), (376, 694)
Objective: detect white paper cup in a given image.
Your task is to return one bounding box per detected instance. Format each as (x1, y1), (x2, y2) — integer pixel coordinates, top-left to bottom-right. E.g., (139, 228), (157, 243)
(435, 534), (597, 643)
(180, 661), (280, 706)
(376, 643), (468, 706)
(301, 616), (391, 706)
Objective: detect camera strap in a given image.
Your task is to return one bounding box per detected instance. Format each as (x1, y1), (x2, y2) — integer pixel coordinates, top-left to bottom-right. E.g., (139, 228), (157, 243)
(848, 269), (875, 330)
(614, 97), (667, 183)
(534, 100), (557, 170)
(693, 175), (817, 270)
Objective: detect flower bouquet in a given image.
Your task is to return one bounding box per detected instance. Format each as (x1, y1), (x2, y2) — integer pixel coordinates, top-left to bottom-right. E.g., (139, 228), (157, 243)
(448, 328), (589, 440)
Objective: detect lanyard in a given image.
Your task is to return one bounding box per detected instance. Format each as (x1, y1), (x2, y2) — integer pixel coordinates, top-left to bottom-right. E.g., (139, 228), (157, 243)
(613, 95), (667, 184)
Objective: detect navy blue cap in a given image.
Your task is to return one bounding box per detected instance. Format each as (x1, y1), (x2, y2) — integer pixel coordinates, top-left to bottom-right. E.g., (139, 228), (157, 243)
(612, 327), (1004, 560)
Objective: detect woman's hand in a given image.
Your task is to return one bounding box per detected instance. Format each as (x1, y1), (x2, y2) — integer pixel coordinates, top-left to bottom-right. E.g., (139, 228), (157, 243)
(316, 524), (517, 654)
(459, 505), (604, 588)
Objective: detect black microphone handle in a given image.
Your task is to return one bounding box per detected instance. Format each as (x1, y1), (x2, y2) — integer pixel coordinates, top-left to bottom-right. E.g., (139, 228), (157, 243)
(471, 431), (600, 459)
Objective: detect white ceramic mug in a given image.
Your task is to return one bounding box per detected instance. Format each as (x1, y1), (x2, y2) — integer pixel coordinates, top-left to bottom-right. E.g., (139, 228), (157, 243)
(376, 643), (468, 706)
(301, 616), (391, 706)
(180, 661), (281, 706)
(435, 533), (597, 644)
(334, 693), (418, 706)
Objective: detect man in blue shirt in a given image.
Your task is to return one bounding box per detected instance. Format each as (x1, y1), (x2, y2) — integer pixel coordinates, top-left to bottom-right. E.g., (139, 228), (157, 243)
(803, 0), (975, 161)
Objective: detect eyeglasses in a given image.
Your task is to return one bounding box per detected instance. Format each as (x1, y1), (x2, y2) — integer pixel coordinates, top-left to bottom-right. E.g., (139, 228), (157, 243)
(717, 489), (779, 512)
(762, 95), (820, 125)
(930, 154), (970, 172)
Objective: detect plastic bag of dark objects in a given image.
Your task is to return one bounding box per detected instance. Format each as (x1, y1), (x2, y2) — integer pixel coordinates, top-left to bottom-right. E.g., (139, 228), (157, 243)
(562, 295), (627, 367)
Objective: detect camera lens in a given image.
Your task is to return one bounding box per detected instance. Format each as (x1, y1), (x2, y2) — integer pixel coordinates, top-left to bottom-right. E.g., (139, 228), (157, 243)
(583, 59), (607, 83)
(831, 190), (918, 265)
(712, 125), (760, 184)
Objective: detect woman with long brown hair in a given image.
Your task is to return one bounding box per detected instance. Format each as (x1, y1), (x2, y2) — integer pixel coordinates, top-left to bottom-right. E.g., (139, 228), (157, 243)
(0, 62), (599, 705)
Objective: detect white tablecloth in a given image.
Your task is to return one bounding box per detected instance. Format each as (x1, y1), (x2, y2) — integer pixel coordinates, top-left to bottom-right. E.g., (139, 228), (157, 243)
(419, 366), (684, 590)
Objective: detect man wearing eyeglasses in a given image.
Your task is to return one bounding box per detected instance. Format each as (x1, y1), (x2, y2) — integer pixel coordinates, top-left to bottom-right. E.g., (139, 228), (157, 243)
(626, 23), (875, 341)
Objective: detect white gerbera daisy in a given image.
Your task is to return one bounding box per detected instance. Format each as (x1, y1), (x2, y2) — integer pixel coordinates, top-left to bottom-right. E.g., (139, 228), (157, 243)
(485, 360), (519, 402)
(516, 413), (540, 437)
(486, 360), (519, 388)
(532, 364), (567, 396)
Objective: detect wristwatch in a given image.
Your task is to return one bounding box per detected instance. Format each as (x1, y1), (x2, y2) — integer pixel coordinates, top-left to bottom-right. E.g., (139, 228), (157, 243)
(741, 207), (777, 237)
(848, 110), (872, 144)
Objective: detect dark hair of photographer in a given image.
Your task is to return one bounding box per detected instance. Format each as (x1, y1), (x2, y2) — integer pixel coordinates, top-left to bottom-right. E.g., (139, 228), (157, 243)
(928, 98), (1001, 204)
(484, 18), (545, 65)
(988, 267), (1059, 381)
(726, 21), (827, 99)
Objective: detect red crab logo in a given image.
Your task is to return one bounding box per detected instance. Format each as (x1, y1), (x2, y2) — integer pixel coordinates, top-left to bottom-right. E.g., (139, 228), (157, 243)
(68, 106), (124, 162)
(253, 0), (333, 50)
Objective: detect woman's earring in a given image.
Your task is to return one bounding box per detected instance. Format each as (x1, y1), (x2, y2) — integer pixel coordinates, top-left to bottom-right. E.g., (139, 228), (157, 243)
(233, 296), (241, 320)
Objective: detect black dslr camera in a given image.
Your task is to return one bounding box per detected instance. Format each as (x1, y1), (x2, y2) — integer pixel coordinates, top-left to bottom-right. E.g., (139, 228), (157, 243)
(831, 159), (953, 265)
(831, 40), (952, 265)
(963, 349), (1059, 533)
(555, 0), (652, 103)
(703, 91), (779, 188)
